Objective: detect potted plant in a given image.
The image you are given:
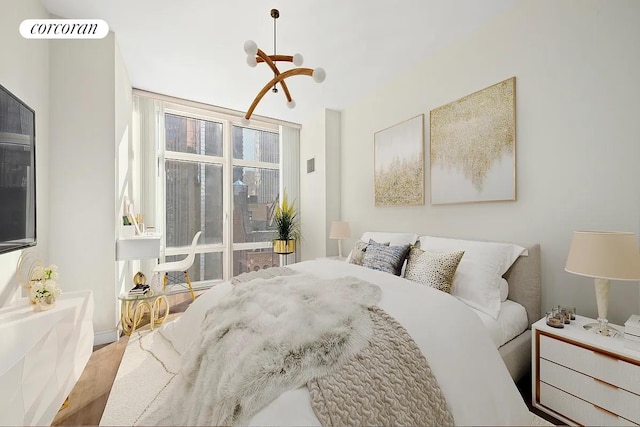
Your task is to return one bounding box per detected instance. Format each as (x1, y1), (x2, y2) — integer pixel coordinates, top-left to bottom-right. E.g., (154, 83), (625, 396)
(272, 191), (300, 254)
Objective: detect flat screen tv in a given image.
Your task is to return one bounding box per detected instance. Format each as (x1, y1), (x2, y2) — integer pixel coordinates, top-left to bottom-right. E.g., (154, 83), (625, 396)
(0, 84), (36, 254)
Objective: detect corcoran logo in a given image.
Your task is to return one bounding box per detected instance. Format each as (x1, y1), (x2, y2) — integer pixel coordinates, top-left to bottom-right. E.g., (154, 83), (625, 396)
(20, 19), (109, 39)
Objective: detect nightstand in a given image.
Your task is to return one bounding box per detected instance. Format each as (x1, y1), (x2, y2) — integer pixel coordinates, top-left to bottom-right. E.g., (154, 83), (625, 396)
(532, 315), (640, 426)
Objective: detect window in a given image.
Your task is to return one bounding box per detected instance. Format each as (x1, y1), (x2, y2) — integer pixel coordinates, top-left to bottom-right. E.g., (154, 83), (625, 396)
(231, 126), (281, 276)
(161, 107), (283, 288)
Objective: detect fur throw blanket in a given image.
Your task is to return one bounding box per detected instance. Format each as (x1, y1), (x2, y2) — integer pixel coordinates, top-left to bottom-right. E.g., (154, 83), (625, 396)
(148, 271), (381, 426)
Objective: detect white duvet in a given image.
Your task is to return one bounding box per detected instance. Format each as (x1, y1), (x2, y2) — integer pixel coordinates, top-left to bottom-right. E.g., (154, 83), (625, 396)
(157, 259), (531, 426)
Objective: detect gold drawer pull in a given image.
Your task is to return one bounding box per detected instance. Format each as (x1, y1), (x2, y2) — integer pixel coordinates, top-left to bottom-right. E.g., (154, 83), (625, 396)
(592, 404), (619, 418)
(593, 377), (619, 390)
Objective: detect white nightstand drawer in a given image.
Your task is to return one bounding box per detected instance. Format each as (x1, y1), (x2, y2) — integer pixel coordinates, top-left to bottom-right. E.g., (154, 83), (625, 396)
(540, 382), (638, 427)
(540, 358), (640, 423)
(540, 334), (640, 394)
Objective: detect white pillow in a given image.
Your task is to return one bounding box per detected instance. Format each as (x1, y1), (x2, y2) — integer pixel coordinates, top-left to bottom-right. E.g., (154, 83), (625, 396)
(418, 236), (526, 319)
(499, 278), (509, 302)
(360, 231), (419, 247)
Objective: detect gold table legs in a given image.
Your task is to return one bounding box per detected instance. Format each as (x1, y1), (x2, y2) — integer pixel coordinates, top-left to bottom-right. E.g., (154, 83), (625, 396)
(120, 295), (169, 335)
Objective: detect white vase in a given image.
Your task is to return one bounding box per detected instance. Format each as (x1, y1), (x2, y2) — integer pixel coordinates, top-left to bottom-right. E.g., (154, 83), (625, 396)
(33, 297), (56, 312)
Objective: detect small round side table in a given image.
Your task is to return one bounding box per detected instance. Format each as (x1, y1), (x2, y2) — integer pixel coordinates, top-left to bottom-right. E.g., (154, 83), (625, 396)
(118, 291), (169, 335)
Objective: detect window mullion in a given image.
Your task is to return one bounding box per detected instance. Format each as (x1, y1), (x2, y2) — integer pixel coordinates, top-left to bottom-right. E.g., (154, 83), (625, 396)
(165, 150), (224, 165)
(223, 120), (233, 281)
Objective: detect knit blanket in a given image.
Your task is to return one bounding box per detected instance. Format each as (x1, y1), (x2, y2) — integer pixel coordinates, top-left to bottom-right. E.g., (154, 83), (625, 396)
(143, 271), (381, 425)
(308, 306), (454, 426)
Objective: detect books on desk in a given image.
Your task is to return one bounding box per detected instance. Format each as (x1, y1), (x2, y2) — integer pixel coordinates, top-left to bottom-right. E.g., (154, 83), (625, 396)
(128, 284), (151, 297)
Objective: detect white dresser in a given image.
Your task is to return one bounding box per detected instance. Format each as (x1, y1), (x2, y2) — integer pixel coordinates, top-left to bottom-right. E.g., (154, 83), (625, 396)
(0, 291), (94, 426)
(532, 315), (640, 426)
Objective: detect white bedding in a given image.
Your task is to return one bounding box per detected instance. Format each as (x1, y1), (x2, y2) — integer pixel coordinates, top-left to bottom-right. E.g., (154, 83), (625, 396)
(470, 300), (529, 348)
(153, 259), (530, 426)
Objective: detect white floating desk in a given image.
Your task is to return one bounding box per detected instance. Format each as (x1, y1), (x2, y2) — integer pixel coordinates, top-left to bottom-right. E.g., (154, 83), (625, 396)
(116, 234), (161, 261)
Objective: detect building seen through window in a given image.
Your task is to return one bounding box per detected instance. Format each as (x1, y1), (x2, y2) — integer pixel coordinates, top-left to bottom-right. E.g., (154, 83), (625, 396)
(163, 112), (281, 284)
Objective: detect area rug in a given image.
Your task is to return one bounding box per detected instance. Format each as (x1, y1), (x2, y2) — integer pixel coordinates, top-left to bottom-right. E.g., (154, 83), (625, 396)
(100, 324), (554, 426)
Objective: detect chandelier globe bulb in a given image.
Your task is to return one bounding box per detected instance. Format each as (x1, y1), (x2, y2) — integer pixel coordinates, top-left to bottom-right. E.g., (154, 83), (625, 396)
(243, 40), (258, 56)
(312, 67), (326, 83)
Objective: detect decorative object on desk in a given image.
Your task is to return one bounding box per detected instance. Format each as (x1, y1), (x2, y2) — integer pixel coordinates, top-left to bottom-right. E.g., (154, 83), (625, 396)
(430, 77), (516, 205)
(128, 284), (151, 297)
(16, 250), (41, 290)
(272, 191), (299, 255)
(374, 114), (424, 206)
(123, 195), (144, 235)
(241, 8), (325, 124)
(565, 230), (640, 337)
(26, 264), (61, 311)
(133, 271), (146, 286)
(329, 221), (351, 258)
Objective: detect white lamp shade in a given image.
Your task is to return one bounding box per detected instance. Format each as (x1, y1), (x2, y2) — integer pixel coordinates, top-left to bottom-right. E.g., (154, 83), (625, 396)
(329, 221), (351, 239)
(565, 231), (640, 280)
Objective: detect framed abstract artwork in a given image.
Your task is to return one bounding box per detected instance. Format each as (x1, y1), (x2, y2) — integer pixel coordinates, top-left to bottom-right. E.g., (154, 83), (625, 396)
(430, 77), (516, 205)
(374, 114), (424, 206)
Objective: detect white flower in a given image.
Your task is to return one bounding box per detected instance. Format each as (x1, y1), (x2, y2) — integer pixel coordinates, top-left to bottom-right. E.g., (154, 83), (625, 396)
(28, 264), (61, 304)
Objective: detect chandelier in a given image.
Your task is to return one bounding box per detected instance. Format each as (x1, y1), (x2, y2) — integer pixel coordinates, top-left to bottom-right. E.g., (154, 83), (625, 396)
(242, 8), (325, 124)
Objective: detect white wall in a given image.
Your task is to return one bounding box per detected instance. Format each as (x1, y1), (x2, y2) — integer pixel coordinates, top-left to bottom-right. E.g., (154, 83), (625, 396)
(49, 33), (131, 344)
(0, 0), (50, 306)
(115, 40), (136, 305)
(299, 109), (341, 260)
(336, 0), (640, 325)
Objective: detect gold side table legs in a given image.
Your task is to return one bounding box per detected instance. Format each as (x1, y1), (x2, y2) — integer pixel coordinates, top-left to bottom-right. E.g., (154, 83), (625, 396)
(120, 295), (169, 336)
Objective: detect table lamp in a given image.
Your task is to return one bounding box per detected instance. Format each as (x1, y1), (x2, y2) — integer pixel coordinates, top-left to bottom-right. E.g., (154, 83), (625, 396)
(565, 230), (640, 336)
(329, 221), (351, 258)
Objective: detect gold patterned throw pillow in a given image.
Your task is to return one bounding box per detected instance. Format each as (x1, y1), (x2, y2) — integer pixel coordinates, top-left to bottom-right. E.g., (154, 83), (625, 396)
(404, 247), (465, 293)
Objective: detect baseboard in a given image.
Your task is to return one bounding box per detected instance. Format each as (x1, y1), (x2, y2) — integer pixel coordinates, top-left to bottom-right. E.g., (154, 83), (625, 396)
(94, 329), (119, 346)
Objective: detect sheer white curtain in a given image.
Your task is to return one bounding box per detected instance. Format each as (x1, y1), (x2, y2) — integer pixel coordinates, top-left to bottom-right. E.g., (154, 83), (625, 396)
(132, 95), (163, 274)
(280, 125), (300, 258)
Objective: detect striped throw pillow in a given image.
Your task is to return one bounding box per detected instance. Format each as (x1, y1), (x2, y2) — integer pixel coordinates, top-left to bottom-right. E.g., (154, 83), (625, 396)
(362, 243), (411, 276)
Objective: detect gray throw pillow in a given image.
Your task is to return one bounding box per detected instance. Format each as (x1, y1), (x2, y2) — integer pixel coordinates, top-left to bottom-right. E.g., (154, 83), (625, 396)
(362, 242), (411, 276)
(349, 239), (390, 266)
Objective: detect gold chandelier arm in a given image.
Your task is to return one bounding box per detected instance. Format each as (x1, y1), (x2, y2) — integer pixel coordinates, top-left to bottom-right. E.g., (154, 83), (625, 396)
(256, 49), (293, 102)
(245, 67), (314, 120)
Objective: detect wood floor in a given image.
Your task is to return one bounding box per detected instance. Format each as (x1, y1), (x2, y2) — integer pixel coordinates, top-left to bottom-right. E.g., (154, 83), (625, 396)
(51, 292), (197, 426)
(52, 292), (563, 426)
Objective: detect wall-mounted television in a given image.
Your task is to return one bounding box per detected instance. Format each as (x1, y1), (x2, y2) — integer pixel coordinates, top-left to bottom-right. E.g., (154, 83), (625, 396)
(0, 84), (36, 254)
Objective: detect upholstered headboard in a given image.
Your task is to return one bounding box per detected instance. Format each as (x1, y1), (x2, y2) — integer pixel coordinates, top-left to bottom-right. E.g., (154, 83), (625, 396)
(503, 243), (542, 328)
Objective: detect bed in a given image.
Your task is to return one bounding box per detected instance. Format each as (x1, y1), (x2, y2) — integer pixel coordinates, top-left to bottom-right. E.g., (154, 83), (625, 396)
(100, 235), (541, 426)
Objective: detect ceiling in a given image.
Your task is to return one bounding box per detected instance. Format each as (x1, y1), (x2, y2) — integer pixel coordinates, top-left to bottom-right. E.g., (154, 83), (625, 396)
(42, 0), (521, 124)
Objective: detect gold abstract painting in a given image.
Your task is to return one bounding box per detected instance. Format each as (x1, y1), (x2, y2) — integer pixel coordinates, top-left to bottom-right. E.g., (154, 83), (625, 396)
(374, 114), (424, 206)
(430, 77), (516, 205)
